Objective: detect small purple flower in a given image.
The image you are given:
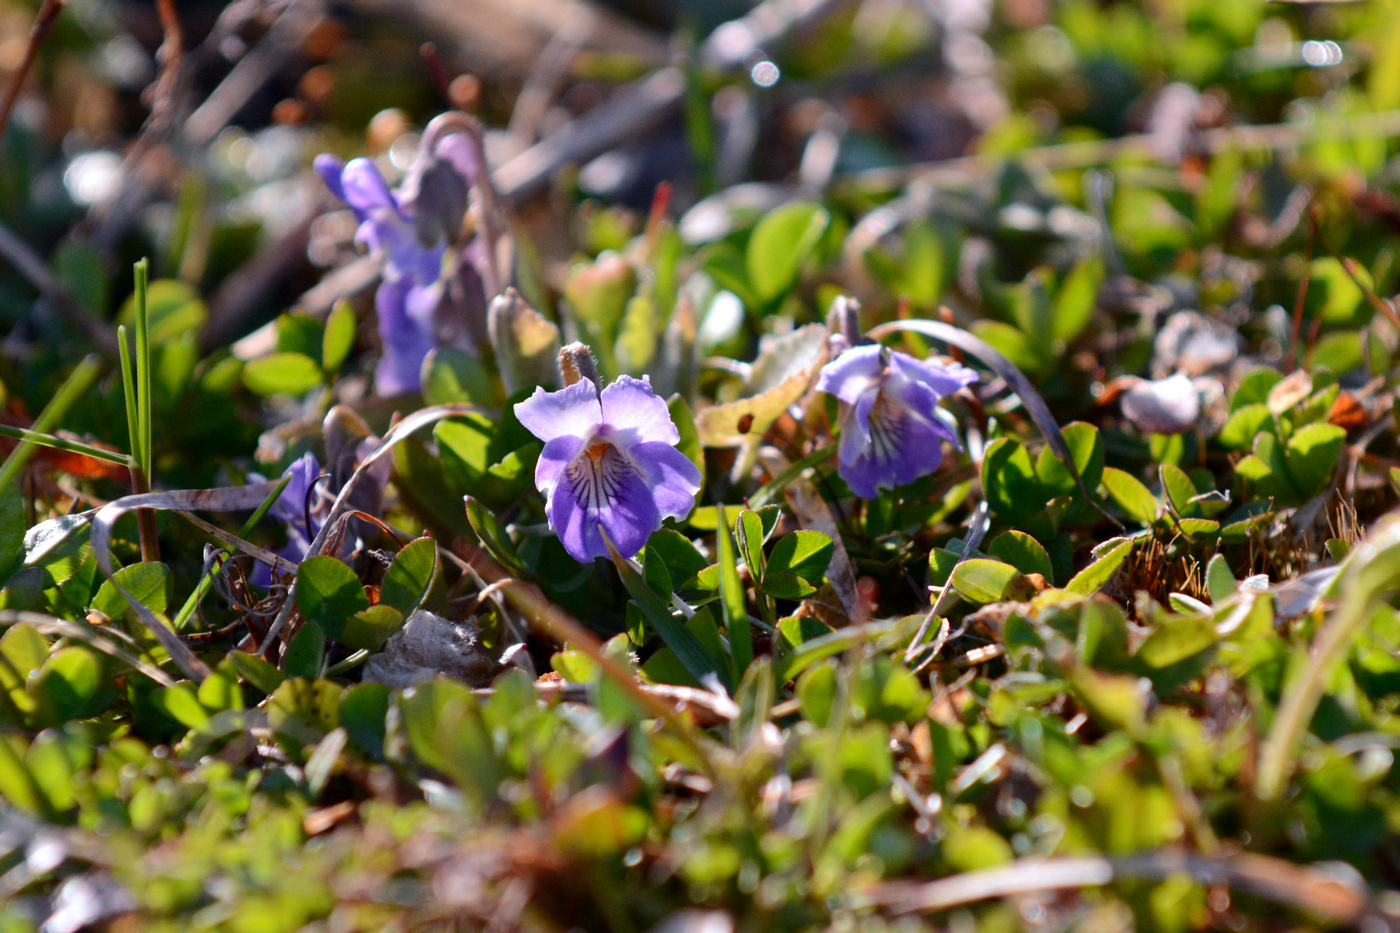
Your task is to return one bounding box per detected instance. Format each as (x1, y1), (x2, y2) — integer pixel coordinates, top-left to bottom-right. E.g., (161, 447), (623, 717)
(316, 133), (488, 396)
(816, 345), (977, 499)
(252, 452), (325, 586)
(515, 375), (702, 562)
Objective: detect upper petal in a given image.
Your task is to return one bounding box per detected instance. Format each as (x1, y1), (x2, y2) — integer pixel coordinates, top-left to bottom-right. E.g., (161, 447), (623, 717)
(816, 344), (884, 405)
(889, 351), (978, 397)
(271, 452), (322, 526)
(339, 158), (400, 217)
(314, 154), (347, 203)
(599, 375), (678, 446)
(514, 381), (603, 443)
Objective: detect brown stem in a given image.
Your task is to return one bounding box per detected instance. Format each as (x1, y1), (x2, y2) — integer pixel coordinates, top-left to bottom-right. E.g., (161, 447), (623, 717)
(0, 0), (65, 141)
(128, 465), (161, 564)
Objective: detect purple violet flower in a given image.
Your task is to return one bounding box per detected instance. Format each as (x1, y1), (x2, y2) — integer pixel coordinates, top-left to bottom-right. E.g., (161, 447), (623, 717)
(515, 375), (702, 562)
(316, 136), (485, 396)
(816, 344), (978, 499)
(251, 452), (325, 586)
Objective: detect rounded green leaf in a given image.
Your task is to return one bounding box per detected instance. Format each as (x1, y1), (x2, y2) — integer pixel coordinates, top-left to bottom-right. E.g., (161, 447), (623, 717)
(296, 556), (370, 636)
(338, 605), (404, 652)
(746, 203), (830, 304)
(242, 352), (324, 397)
(1066, 537), (1134, 596)
(767, 530), (833, 585)
(1101, 467), (1159, 527)
(988, 531), (1053, 582)
(31, 648), (104, 724)
(321, 298), (357, 373)
(340, 682), (391, 758)
(380, 538), (439, 616)
(951, 559), (1021, 605)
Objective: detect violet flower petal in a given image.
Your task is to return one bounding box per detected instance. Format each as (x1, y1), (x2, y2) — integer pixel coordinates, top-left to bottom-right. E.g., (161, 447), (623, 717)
(628, 442), (701, 521)
(814, 344), (884, 405)
(600, 375), (679, 446)
(549, 444), (658, 562)
(514, 381), (604, 442)
(340, 158), (400, 216)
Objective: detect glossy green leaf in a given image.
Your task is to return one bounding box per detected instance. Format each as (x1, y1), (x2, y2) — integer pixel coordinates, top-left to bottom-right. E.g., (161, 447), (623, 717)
(988, 531), (1053, 582)
(283, 622), (325, 680)
(951, 559), (1022, 604)
(242, 352), (324, 397)
(296, 557), (370, 638)
(715, 505), (752, 678)
(321, 299), (357, 373)
(1065, 537), (1133, 596)
(746, 203), (830, 304)
(1101, 467), (1158, 526)
(380, 538), (438, 617)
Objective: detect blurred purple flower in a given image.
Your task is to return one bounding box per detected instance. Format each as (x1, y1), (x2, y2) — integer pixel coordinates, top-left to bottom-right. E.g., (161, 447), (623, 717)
(251, 452), (325, 587)
(816, 345), (977, 499)
(315, 132), (486, 395)
(515, 375), (702, 562)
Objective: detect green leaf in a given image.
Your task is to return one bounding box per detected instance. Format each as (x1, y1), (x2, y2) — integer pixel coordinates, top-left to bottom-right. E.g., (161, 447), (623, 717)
(1078, 598), (1130, 670)
(422, 347), (494, 407)
(296, 557), (370, 638)
(981, 437), (1044, 521)
(1036, 421), (1103, 500)
(951, 559), (1022, 604)
(340, 682), (390, 758)
(1205, 553), (1237, 604)
(31, 647), (106, 724)
(242, 352), (324, 396)
(1218, 404), (1271, 450)
(154, 681), (210, 730)
(1177, 518), (1220, 539)
(1135, 615), (1218, 669)
(338, 605), (404, 652)
(465, 495), (527, 575)
(321, 298), (357, 373)
(283, 622), (325, 680)
(1052, 256), (1102, 343)
(118, 279), (207, 343)
(766, 530), (833, 584)
(1285, 422), (1346, 497)
(608, 540), (730, 691)
(1231, 369), (1283, 411)
(736, 509), (766, 578)
(228, 650), (285, 695)
(1159, 464), (1198, 516)
(0, 734), (45, 813)
(91, 562), (173, 624)
(988, 531), (1053, 582)
(1065, 537), (1133, 596)
(0, 481), (25, 587)
(715, 505), (752, 678)
(760, 572), (817, 600)
(746, 203), (830, 304)
(267, 678), (343, 743)
(436, 414), (495, 483)
(380, 538), (439, 616)
(1101, 467), (1159, 526)
(644, 530), (709, 590)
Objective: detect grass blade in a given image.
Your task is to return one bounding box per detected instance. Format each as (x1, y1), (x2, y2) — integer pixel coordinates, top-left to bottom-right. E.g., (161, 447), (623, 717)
(0, 424), (129, 466)
(0, 355), (101, 490)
